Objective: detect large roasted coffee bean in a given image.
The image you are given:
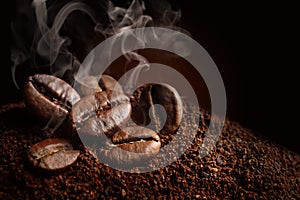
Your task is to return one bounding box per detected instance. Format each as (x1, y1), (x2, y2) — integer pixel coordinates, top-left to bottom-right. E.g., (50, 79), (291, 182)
(98, 126), (161, 166)
(130, 83), (183, 134)
(28, 138), (80, 171)
(23, 74), (80, 127)
(77, 75), (123, 97)
(70, 90), (131, 140)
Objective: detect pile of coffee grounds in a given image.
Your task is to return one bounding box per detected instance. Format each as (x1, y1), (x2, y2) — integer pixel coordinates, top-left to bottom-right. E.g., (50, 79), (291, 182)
(1, 102), (299, 199)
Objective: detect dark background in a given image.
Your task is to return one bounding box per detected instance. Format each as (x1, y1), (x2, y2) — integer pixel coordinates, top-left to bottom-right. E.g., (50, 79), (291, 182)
(178, 2), (299, 153)
(1, 1), (299, 153)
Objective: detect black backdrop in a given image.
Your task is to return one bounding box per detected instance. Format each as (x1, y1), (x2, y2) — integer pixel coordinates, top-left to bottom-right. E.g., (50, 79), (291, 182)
(178, 2), (299, 153)
(1, 1), (299, 153)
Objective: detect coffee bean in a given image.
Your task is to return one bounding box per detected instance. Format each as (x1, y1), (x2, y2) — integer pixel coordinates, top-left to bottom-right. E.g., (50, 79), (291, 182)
(78, 75), (102, 97)
(23, 74), (80, 127)
(77, 75), (123, 97)
(130, 83), (183, 134)
(3, 102), (300, 199)
(70, 90), (131, 140)
(98, 126), (161, 166)
(99, 75), (123, 93)
(28, 138), (80, 171)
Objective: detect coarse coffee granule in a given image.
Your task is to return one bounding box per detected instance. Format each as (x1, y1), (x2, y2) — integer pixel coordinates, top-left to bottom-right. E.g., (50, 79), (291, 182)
(0, 102), (299, 199)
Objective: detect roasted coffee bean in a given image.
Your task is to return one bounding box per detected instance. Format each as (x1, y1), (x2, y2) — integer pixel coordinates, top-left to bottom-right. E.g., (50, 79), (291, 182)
(78, 75), (102, 96)
(28, 138), (80, 171)
(99, 75), (123, 93)
(77, 75), (123, 96)
(98, 126), (161, 166)
(130, 83), (183, 134)
(70, 90), (131, 140)
(23, 74), (80, 127)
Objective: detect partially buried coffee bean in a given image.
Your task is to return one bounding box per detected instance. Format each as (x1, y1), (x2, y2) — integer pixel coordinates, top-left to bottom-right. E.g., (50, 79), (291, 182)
(23, 74), (80, 127)
(131, 83), (183, 134)
(69, 90), (131, 141)
(77, 75), (123, 97)
(28, 138), (80, 171)
(97, 126), (161, 167)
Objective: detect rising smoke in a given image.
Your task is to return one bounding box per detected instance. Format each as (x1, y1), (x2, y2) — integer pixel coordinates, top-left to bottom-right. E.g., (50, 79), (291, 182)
(11, 0), (183, 88)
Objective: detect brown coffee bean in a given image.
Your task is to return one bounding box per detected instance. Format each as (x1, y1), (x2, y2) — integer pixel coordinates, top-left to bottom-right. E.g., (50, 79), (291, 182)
(23, 74), (80, 127)
(99, 75), (123, 93)
(130, 83), (183, 134)
(28, 138), (80, 171)
(78, 75), (102, 96)
(98, 126), (161, 166)
(77, 75), (123, 97)
(70, 90), (131, 139)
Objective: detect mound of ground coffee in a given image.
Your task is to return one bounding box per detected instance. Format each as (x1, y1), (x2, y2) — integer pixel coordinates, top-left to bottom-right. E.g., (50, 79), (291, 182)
(0, 102), (299, 199)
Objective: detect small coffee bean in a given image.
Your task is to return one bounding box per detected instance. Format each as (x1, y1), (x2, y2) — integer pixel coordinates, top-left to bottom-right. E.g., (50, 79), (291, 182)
(70, 90), (131, 140)
(99, 75), (123, 93)
(78, 75), (102, 96)
(23, 74), (80, 127)
(98, 126), (161, 166)
(130, 83), (183, 134)
(77, 75), (123, 97)
(28, 138), (80, 171)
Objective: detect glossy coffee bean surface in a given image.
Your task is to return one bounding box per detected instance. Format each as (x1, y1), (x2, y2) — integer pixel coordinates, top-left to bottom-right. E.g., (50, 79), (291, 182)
(78, 75), (102, 97)
(70, 90), (131, 139)
(28, 138), (80, 171)
(99, 126), (161, 166)
(78, 75), (123, 97)
(24, 74), (80, 127)
(99, 75), (123, 93)
(131, 83), (183, 134)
